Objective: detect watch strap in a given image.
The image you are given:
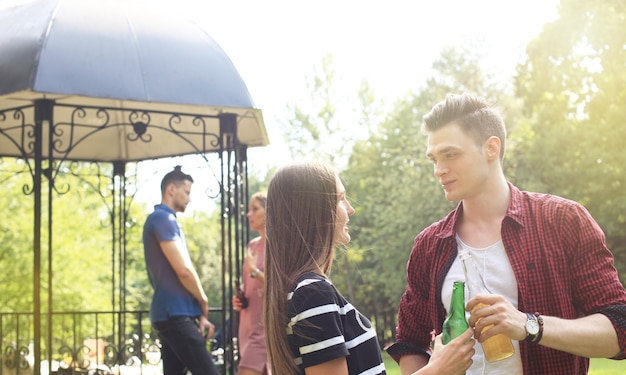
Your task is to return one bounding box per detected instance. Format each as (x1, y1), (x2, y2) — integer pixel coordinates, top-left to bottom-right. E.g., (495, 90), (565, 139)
(524, 312), (538, 342)
(532, 312), (544, 344)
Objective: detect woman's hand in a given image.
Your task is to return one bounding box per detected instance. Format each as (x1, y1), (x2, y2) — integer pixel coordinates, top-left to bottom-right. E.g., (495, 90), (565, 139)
(421, 329), (475, 375)
(232, 295), (243, 312)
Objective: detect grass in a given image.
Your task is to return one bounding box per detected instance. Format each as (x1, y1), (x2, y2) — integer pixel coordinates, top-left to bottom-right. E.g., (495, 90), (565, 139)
(382, 352), (625, 374)
(589, 358), (626, 375)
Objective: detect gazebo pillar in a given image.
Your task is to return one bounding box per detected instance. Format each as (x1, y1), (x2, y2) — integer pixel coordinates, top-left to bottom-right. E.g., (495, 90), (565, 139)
(33, 98), (54, 375)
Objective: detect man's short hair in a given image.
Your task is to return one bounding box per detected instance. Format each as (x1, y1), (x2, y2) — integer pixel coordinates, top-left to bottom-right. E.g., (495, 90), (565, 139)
(422, 93), (507, 161)
(160, 165), (194, 194)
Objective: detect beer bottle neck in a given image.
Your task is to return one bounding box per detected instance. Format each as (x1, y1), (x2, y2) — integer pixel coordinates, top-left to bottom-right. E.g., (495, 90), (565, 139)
(449, 281), (466, 317)
(459, 248), (491, 296)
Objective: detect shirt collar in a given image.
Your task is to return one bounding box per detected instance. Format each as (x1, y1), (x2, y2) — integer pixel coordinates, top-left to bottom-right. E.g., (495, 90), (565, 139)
(154, 203), (175, 215)
(505, 182), (524, 226)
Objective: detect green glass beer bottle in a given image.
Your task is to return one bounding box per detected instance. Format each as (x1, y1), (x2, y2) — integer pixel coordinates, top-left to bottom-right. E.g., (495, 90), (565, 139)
(442, 281), (470, 345)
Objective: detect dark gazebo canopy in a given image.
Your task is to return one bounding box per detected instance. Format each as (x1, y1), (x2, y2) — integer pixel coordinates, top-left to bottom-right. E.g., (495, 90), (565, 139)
(0, 0), (268, 160)
(0, 0), (267, 373)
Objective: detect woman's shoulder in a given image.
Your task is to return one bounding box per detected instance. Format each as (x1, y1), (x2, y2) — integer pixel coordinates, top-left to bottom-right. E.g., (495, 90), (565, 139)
(288, 273), (343, 315)
(290, 273), (337, 299)
(247, 236), (264, 249)
(293, 272), (330, 287)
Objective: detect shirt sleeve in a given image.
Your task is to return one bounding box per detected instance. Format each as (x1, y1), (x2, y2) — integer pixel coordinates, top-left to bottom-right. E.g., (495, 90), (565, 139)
(561, 202), (626, 358)
(152, 211), (181, 243)
(288, 279), (350, 369)
(385, 232), (436, 362)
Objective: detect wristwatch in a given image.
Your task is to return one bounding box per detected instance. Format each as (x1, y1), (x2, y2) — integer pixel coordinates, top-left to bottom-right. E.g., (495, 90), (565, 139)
(250, 268), (260, 278)
(533, 312), (544, 343)
(524, 312), (540, 342)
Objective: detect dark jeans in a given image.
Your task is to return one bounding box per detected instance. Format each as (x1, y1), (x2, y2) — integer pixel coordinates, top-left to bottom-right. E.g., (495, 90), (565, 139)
(153, 316), (219, 375)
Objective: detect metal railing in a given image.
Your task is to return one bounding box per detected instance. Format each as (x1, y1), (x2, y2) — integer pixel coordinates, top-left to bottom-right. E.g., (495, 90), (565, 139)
(0, 310), (232, 375)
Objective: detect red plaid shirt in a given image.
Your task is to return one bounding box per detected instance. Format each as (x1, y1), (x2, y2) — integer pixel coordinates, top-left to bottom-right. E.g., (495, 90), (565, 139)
(386, 183), (626, 374)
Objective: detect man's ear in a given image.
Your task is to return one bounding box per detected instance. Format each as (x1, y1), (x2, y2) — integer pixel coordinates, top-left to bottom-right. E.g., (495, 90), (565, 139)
(165, 183), (175, 196)
(485, 136), (501, 160)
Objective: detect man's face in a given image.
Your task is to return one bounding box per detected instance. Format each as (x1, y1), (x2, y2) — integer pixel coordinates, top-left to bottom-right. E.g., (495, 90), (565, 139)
(425, 123), (489, 202)
(171, 180), (192, 213)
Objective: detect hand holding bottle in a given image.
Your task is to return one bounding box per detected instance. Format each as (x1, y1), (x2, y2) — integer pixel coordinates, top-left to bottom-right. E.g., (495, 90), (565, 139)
(233, 279), (248, 310)
(441, 281), (472, 375)
(459, 249), (514, 362)
(426, 329), (475, 375)
(443, 281), (470, 344)
(465, 293), (530, 342)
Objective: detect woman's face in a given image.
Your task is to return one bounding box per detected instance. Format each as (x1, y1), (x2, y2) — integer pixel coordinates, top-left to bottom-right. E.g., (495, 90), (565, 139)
(247, 197), (266, 232)
(333, 177), (355, 246)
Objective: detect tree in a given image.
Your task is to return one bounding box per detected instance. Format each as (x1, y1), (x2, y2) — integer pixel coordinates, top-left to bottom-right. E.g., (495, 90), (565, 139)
(0, 159), (153, 352)
(0, 158), (36, 311)
(278, 52), (393, 340)
(0, 159), (131, 313)
(514, 0), (626, 280)
(179, 209), (223, 311)
(280, 54), (376, 168)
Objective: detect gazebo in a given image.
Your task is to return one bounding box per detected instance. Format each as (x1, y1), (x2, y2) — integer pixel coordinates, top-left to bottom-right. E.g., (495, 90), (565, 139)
(0, 0), (268, 374)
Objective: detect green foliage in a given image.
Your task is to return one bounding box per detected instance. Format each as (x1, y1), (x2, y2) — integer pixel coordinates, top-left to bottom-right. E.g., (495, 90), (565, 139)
(0, 156), (263, 313)
(0, 159), (35, 311)
(0, 160), (148, 349)
(124, 205), (153, 313)
(0, 157), (245, 347)
(0, 160), (118, 312)
(514, 0), (626, 280)
(280, 54), (379, 169)
(179, 209), (223, 310)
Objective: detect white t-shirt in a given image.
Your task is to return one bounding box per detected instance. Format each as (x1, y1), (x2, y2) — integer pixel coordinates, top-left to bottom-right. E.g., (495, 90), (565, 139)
(441, 236), (523, 375)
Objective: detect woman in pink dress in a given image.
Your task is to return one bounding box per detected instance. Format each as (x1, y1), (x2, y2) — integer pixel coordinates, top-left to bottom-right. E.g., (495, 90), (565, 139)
(232, 192), (270, 375)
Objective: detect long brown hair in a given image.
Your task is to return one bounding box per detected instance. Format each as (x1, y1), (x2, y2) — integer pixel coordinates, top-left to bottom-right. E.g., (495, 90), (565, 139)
(264, 161), (339, 375)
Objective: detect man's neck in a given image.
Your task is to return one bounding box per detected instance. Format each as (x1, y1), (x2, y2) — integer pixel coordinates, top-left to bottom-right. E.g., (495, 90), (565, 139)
(457, 175), (510, 247)
(161, 200), (178, 214)
(463, 173), (509, 215)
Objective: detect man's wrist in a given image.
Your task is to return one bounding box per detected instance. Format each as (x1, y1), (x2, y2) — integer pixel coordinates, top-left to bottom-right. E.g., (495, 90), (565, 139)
(532, 313), (544, 343)
(524, 312), (539, 342)
(200, 300), (209, 318)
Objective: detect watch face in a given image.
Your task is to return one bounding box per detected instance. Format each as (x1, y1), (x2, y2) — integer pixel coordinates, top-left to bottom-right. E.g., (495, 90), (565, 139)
(526, 319), (539, 335)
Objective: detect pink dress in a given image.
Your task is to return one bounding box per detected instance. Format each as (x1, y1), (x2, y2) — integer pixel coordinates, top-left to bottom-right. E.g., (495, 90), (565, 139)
(237, 237), (270, 373)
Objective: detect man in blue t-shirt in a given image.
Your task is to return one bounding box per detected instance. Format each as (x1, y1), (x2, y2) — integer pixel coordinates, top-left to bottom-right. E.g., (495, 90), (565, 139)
(143, 166), (218, 375)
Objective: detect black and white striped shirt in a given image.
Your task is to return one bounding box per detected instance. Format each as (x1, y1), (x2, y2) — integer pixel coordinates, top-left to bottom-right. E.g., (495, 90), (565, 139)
(287, 272), (386, 375)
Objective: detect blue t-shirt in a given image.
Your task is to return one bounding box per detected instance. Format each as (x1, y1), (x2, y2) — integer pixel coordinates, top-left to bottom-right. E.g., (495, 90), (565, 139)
(143, 204), (202, 322)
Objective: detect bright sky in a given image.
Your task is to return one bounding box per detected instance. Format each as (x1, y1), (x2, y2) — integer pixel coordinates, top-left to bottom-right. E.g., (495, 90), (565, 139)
(136, 0), (561, 211)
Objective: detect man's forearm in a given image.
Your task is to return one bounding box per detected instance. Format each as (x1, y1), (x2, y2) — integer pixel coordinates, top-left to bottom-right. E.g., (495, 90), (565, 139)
(178, 268), (209, 317)
(539, 313), (620, 358)
(159, 240), (210, 317)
